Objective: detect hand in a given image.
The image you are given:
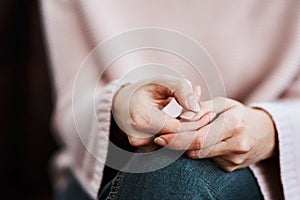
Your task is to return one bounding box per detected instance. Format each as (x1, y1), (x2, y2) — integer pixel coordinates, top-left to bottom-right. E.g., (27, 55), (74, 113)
(113, 76), (203, 152)
(154, 97), (277, 171)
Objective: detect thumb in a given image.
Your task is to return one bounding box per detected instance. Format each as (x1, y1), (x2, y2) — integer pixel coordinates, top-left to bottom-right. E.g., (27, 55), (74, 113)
(152, 76), (200, 112)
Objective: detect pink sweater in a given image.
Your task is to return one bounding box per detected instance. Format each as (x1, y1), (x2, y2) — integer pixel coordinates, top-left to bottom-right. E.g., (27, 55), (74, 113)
(41, 1), (300, 199)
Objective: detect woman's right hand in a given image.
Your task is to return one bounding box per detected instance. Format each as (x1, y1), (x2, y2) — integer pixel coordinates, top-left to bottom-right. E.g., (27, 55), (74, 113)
(112, 76), (206, 152)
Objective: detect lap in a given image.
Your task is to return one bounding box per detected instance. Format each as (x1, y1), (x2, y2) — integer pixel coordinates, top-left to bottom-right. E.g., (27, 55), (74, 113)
(99, 153), (263, 200)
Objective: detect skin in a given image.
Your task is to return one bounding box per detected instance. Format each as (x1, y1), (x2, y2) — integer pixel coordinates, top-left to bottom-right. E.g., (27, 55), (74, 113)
(113, 76), (205, 152)
(113, 77), (277, 171)
(155, 96), (277, 172)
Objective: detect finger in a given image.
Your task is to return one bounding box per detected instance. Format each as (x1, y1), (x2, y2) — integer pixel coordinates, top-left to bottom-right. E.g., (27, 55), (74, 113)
(179, 112), (216, 132)
(179, 86), (203, 121)
(180, 111), (204, 121)
(180, 109), (214, 121)
(127, 134), (160, 153)
(210, 157), (237, 172)
(154, 131), (199, 150)
(152, 76), (200, 112)
(200, 97), (239, 115)
(127, 132), (155, 147)
(194, 85), (202, 102)
(149, 106), (181, 134)
(186, 128), (252, 160)
(186, 141), (231, 159)
(160, 115), (181, 133)
(131, 105), (181, 134)
(212, 155), (247, 172)
(155, 112), (233, 150)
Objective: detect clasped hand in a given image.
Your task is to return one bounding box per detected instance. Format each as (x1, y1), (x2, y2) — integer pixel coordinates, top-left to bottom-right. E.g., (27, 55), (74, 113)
(113, 76), (276, 171)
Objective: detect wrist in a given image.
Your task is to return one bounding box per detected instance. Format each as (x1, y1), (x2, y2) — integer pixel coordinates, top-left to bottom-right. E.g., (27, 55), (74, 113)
(252, 107), (277, 158)
(112, 83), (132, 110)
(112, 83), (133, 133)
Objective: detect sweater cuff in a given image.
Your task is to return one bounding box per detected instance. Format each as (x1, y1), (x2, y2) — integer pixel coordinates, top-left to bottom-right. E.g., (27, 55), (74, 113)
(87, 79), (129, 199)
(249, 101), (300, 200)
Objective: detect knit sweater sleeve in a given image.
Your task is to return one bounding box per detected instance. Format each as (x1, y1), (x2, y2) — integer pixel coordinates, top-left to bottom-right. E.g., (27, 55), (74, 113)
(250, 73), (300, 200)
(40, 1), (129, 198)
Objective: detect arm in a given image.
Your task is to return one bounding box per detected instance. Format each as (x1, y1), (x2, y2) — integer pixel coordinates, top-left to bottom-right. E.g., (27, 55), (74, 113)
(249, 73), (300, 199)
(42, 1), (204, 197)
(41, 0), (124, 198)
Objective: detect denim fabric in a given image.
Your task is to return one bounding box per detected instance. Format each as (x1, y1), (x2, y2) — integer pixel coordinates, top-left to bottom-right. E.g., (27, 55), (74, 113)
(99, 155), (263, 200)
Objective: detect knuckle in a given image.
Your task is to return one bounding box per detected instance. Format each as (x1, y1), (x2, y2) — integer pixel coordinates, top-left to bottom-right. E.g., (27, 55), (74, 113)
(229, 113), (245, 134)
(192, 136), (203, 149)
(128, 137), (149, 147)
(223, 166), (236, 172)
(196, 120), (203, 128)
(128, 137), (142, 147)
(130, 112), (151, 130)
(173, 121), (181, 132)
(235, 116), (245, 131)
(213, 159), (236, 172)
(186, 151), (200, 159)
(235, 140), (251, 153)
(178, 79), (191, 90)
(230, 156), (245, 165)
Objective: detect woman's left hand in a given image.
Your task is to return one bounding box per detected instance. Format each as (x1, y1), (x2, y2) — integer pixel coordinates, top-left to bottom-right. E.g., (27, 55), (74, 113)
(154, 97), (277, 172)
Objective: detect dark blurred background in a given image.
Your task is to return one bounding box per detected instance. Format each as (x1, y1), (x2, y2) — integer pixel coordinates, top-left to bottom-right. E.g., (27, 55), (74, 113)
(0, 0), (58, 199)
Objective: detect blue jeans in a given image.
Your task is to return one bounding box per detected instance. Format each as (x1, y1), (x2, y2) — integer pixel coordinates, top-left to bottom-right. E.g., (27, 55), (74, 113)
(98, 154), (263, 200)
(58, 154), (263, 200)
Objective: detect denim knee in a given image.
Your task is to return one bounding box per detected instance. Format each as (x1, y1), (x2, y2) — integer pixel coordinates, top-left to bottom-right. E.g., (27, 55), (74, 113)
(101, 154), (262, 200)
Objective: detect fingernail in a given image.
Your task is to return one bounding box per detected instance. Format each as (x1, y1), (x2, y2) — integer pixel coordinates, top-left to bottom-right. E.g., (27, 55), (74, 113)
(154, 137), (167, 146)
(209, 112), (217, 122)
(180, 111), (197, 119)
(187, 95), (200, 112)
